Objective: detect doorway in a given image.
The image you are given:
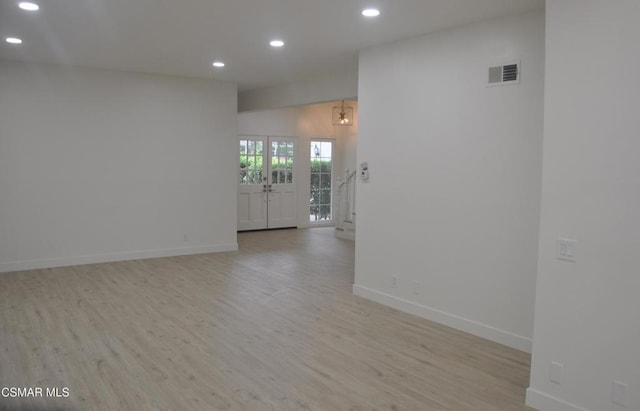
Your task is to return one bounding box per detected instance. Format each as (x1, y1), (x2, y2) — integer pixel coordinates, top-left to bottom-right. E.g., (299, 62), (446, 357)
(238, 136), (297, 231)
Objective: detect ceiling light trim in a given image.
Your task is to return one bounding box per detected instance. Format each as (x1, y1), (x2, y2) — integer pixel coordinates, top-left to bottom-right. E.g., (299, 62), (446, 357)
(362, 8), (380, 17)
(18, 2), (39, 11)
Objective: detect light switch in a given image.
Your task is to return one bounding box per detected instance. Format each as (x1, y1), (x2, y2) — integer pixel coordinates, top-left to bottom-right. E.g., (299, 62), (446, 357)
(557, 238), (578, 262)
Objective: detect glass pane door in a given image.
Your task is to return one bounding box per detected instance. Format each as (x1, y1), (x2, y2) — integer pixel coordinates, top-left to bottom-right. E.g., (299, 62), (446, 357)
(238, 137), (268, 231)
(238, 136), (297, 231)
(267, 138), (297, 229)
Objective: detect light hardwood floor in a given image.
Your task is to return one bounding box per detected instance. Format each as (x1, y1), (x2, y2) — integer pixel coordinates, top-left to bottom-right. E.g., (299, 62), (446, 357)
(0, 228), (533, 411)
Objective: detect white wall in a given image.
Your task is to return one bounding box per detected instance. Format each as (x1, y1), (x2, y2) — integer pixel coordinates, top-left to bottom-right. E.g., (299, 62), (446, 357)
(526, 1), (640, 410)
(354, 10), (544, 352)
(237, 101), (358, 228)
(237, 107), (298, 137)
(238, 67), (358, 112)
(0, 62), (238, 272)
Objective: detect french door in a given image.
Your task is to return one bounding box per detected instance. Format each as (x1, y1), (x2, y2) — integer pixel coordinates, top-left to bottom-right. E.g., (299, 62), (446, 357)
(238, 136), (297, 231)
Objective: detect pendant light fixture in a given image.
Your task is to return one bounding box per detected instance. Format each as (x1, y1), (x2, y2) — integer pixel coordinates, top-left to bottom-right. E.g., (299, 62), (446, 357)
(332, 100), (353, 126)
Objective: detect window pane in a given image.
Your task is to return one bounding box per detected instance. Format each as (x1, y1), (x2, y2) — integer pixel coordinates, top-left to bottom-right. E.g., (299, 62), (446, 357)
(240, 140), (266, 185)
(310, 141), (333, 222)
(320, 189), (331, 204)
(321, 161), (331, 172)
(321, 142), (332, 158)
(319, 205), (331, 220)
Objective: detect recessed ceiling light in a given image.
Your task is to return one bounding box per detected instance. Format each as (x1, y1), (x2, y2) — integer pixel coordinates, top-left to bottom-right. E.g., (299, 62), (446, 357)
(6, 37), (23, 44)
(362, 8), (380, 17)
(270, 40), (284, 48)
(18, 2), (39, 11)
(212, 61), (225, 68)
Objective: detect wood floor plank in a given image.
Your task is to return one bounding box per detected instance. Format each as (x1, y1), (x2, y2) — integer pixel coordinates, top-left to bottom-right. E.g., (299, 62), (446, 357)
(0, 228), (533, 410)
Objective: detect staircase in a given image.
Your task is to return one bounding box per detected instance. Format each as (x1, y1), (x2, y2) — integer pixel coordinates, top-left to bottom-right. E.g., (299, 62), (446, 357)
(334, 170), (356, 241)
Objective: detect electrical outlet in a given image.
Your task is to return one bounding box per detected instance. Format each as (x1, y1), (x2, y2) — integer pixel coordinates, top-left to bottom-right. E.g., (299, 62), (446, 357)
(391, 276), (397, 288)
(549, 361), (563, 384)
(612, 381), (628, 406)
(557, 238), (578, 262)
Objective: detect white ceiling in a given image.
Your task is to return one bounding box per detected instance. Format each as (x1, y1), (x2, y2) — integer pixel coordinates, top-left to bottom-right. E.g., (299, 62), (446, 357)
(0, 0), (544, 91)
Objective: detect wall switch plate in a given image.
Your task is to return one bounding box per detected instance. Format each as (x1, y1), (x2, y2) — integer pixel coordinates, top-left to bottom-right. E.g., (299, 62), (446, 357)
(557, 238), (578, 262)
(612, 381), (628, 406)
(549, 361), (563, 384)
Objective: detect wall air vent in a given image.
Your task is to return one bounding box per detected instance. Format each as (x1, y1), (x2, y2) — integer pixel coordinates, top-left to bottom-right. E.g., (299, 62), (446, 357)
(488, 61), (520, 86)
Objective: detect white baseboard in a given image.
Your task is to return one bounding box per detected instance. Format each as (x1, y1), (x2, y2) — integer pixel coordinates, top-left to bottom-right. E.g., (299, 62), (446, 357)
(0, 243), (238, 273)
(526, 388), (590, 411)
(352, 284), (532, 353)
(334, 228), (355, 241)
